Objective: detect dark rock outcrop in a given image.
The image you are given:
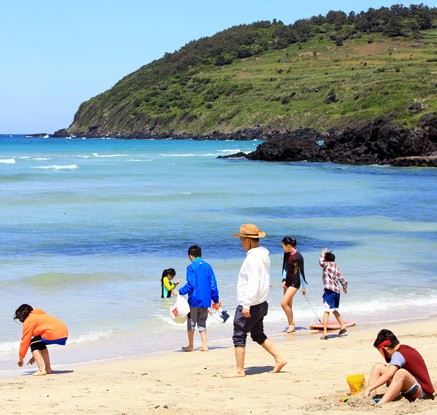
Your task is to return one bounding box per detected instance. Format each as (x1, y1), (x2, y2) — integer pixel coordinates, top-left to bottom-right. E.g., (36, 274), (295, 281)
(221, 115), (437, 167)
(52, 128), (72, 138)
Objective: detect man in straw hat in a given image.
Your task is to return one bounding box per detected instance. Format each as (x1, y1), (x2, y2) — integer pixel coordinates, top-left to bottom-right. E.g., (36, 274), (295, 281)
(225, 224), (287, 377)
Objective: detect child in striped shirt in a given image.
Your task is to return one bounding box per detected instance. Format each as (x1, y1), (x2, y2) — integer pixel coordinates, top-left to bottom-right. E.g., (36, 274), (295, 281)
(319, 248), (348, 340)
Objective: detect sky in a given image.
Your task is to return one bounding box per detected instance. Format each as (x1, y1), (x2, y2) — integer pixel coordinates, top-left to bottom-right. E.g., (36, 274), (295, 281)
(1, 1), (435, 134)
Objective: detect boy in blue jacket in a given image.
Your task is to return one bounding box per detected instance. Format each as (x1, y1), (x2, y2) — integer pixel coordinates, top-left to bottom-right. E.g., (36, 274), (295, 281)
(174, 245), (220, 351)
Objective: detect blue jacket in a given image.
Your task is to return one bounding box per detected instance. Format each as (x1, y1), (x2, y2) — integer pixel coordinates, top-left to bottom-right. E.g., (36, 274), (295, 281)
(179, 257), (219, 308)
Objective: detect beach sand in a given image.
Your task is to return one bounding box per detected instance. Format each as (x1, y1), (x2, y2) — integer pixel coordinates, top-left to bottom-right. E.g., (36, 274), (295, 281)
(1, 317), (436, 415)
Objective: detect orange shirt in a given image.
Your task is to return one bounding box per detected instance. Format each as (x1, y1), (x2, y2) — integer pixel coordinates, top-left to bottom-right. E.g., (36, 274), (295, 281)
(19, 308), (68, 358)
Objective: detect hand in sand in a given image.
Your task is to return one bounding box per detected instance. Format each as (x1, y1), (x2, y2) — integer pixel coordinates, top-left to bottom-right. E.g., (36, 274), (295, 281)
(362, 386), (371, 398)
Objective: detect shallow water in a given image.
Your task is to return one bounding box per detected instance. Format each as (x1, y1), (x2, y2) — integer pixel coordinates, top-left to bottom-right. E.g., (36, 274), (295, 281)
(1, 135), (436, 375)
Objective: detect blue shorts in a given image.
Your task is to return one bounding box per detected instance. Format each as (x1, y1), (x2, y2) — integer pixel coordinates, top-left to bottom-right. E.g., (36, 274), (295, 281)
(323, 289), (340, 311)
(30, 335), (68, 352)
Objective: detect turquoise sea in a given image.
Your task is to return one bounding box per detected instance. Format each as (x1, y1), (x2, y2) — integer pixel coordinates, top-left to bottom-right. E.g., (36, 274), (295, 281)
(1, 135), (436, 376)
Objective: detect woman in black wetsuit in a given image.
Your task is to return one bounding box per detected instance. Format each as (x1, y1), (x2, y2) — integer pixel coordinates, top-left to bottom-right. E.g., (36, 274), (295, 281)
(281, 237), (307, 333)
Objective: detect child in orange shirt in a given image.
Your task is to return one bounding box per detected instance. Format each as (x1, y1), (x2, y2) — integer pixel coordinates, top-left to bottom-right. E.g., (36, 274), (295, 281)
(14, 304), (68, 376)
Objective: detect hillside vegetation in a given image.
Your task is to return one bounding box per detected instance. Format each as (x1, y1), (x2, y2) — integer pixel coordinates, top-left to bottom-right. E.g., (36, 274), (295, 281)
(67, 5), (437, 137)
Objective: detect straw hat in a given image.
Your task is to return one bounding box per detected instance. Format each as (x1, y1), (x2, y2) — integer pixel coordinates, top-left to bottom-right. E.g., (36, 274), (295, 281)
(232, 224), (266, 238)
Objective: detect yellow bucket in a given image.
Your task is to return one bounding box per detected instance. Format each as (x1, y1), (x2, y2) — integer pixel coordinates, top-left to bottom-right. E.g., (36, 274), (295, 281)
(346, 374), (366, 395)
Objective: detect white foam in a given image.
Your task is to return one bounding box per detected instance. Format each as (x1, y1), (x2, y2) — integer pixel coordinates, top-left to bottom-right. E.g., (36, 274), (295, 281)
(68, 330), (114, 344)
(219, 149), (241, 154)
(92, 153), (127, 158)
(0, 340), (19, 353)
(160, 153), (195, 157)
(0, 158), (16, 164)
(0, 330), (114, 354)
(32, 164), (79, 170)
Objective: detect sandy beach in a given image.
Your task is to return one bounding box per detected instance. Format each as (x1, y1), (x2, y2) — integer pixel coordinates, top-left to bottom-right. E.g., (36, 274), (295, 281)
(1, 316), (436, 415)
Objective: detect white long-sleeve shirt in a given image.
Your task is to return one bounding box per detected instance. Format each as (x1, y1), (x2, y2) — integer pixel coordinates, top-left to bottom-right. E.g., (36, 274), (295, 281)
(237, 246), (270, 309)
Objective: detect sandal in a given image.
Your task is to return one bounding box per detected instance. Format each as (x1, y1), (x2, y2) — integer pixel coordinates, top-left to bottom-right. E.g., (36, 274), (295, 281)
(338, 328), (347, 336)
(320, 335), (328, 340)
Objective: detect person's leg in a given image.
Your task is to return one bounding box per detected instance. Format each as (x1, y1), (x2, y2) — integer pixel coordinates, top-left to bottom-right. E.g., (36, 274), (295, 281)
(260, 338), (287, 373)
(40, 348), (52, 373)
(380, 369), (418, 404)
(281, 286), (298, 332)
(232, 346), (246, 377)
(182, 308), (196, 351)
(322, 311), (330, 339)
(30, 350), (47, 375)
(225, 306), (248, 377)
(197, 308), (209, 351)
(367, 362), (387, 388)
(250, 302), (286, 373)
(333, 310), (346, 334)
(29, 336), (49, 375)
(182, 330), (195, 351)
(199, 331), (208, 351)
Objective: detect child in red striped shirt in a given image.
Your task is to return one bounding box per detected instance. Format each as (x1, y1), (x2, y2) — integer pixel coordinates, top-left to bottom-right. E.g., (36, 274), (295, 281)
(319, 248), (348, 340)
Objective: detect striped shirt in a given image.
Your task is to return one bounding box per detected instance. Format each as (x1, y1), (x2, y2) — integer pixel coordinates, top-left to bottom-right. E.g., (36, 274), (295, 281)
(319, 254), (348, 294)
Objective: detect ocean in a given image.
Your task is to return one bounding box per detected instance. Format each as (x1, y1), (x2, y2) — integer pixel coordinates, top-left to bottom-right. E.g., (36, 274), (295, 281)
(1, 134), (436, 376)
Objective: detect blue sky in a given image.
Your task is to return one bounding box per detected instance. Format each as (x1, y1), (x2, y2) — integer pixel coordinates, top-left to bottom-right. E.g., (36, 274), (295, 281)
(1, 1), (435, 134)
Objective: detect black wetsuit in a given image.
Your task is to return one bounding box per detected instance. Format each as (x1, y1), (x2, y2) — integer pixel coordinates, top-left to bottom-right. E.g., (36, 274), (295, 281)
(282, 250), (307, 288)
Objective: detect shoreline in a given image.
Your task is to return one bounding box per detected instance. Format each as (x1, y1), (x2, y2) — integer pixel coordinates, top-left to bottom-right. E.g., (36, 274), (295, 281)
(2, 313), (436, 380)
(1, 316), (435, 414)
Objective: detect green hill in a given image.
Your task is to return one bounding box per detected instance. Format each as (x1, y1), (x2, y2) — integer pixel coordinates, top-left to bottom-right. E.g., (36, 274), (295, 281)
(67, 5), (437, 137)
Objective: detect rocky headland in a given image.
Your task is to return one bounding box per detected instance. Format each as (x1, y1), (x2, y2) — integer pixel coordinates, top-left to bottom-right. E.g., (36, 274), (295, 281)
(218, 114), (437, 167)
(51, 114), (437, 167)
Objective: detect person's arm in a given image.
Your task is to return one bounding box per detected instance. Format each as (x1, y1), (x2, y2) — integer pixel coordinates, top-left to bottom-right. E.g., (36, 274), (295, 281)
(163, 277), (178, 291)
(298, 254), (307, 289)
(240, 258), (262, 317)
(340, 274), (348, 293)
(210, 268), (219, 304)
(319, 248), (328, 268)
(363, 365), (398, 397)
(18, 322), (33, 362)
(178, 268), (194, 296)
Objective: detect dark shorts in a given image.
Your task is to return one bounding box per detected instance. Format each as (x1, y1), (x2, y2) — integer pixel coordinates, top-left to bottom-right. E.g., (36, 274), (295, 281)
(323, 289), (340, 311)
(30, 335), (68, 352)
(402, 382), (426, 401)
(232, 302), (268, 347)
(285, 274), (301, 289)
(186, 307), (208, 332)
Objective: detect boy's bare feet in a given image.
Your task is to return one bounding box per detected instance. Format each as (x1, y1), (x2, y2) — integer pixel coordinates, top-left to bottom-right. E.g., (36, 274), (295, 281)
(200, 347), (209, 352)
(32, 370), (47, 376)
(270, 359), (287, 373)
(224, 371), (246, 378)
(181, 346), (194, 352)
